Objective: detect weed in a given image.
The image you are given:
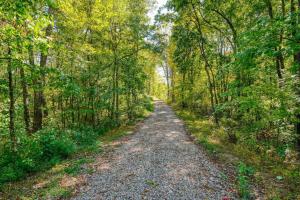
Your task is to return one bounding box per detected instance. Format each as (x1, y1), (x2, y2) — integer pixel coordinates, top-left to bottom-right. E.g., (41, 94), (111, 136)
(237, 162), (254, 199)
(145, 179), (159, 187)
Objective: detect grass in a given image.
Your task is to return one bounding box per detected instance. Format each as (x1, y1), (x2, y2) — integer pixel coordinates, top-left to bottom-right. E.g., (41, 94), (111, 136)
(145, 179), (159, 187)
(0, 112), (151, 200)
(173, 107), (300, 200)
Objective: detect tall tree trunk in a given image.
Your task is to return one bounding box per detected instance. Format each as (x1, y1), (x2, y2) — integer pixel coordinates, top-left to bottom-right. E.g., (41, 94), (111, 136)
(33, 81), (43, 132)
(279, 0), (286, 71)
(162, 59), (171, 101)
(171, 67), (175, 103)
(7, 48), (17, 151)
(39, 32), (51, 118)
(296, 0), (300, 148)
(32, 22), (52, 132)
(110, 19), (120, 124)
(166, 66), (170, 100)
(31, 46), (43, 132)
(181, 73), (186, 108)
(266, 0), (284, 83)
(111, 52), (119, 123)
(190, 2), (219, 124)
(291, 0), (300, 148)
(20, 66), (31, 134)
(111, 64), (116, 120)
(116, 64), (119, 122)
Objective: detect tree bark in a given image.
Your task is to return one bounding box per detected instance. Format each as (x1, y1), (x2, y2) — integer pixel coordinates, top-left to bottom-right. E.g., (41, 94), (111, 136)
(171, 67), (176, 103)
(265, 0), (284, 83)
(291, 0), (300, 148)
(20, 66), (31, 134)
(31, 45), (43, 132)
(296, 0), (300, 148)
(32, 19), (52, 132)
(7, 48), (17, 151)
(190, 2), (219, 124)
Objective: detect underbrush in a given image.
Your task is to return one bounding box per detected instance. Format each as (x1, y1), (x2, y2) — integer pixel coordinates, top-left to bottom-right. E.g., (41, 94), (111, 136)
(0, 98), (154, 199)
(0, 126), (128, 199)
(175, 108), (300, 200)
(0, 126), (100, 185)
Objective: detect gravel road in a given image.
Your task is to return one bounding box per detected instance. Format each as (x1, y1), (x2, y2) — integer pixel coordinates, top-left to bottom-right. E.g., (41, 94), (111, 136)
(72, 101), (234, 200)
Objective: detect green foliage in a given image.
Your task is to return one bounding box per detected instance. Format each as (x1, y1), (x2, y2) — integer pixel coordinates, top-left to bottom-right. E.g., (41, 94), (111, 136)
(0, 126), (103, 185)
(70, 127), (99, 147)
(237, 162), (254, 200)
(198, 139), (218, 155)
(0, 129), (72, 185)
(143, 96), (155, 112)
(0, 0), (157, 188)
(0, 150), (22, 183)
(38, 129), (76, 161)
(176, 108), (300, 199)
(64, 158), (90, 176)
(162, 0), (300, 197)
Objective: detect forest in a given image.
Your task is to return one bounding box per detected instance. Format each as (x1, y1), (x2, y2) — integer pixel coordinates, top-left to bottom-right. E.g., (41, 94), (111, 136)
(0, 0), (300, 199)
(0, 0), (160, 188)
(157, 0), (300, 198)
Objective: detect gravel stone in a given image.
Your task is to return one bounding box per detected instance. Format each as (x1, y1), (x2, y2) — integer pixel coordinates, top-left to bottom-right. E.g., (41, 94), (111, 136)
(72, 101), (235, 200)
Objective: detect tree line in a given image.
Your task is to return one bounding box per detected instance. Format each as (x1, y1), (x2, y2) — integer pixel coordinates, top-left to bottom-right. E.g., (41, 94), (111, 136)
(155, 0), (300, 197)
(0, 0), (161, 184)
(158, 0), (300, 148)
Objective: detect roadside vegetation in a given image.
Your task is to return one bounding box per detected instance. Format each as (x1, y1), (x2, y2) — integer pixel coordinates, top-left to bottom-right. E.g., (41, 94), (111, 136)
(1, 0), (300, 199)
(174, 107), (300, 199)
(0, 0), (158, 198)
(0, 104), (152, 199)
(153, 1), (300, 199)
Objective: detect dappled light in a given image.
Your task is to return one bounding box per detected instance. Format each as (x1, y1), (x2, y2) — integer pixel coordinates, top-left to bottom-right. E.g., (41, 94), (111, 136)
(1, 0), (300, 199)
(72, 101), (234, 199)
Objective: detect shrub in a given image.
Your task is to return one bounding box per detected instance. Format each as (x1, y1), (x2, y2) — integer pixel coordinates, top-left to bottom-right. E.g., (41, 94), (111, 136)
(70, 127), (98, 147)
(143, 96), (154, 112)
(17, 135), (43, 172)
(38, 129), (76, 161)
(237, 162), (254, 199)
(0, 128), (76, 185)
(0, 164), (23, 183)
(0, 147), (25, 183)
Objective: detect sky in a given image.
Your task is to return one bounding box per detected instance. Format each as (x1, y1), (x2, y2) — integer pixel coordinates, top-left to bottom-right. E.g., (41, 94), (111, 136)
(147, 0), (169, 83)
(148, 0), (168, 24)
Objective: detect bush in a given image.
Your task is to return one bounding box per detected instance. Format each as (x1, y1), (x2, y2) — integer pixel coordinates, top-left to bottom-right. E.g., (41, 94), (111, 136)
(70, 126), (98, 147)
(17, 134), (43, 172)
(0, 123), (119, 186)
(38, 129), (76, 161)
(237, 162), (254, 199)
(0, 147), (25, 183)
(0, 164), (23, 183)
(143, 96), (154, 112)
(130, 96), (154, 120)
(0, 128), (77, 185)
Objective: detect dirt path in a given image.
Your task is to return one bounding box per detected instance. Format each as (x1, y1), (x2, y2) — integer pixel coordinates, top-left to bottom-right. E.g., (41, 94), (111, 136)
(72, 101), (234, 200)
